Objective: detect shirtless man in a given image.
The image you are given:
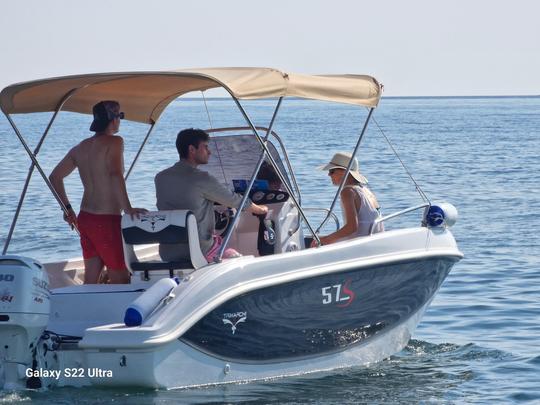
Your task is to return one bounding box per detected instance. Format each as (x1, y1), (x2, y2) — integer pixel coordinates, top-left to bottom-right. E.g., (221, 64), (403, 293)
(49, 100), (146, 284)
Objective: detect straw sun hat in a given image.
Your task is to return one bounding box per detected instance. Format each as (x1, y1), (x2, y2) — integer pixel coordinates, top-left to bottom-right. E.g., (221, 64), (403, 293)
(320, 152), (368, 184)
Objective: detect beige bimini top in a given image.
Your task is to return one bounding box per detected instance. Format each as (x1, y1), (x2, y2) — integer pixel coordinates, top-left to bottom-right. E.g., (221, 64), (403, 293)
(0, 67), (382, 124)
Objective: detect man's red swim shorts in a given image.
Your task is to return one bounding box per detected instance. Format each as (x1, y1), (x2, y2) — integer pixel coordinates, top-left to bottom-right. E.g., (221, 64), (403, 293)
(77, 211), (127, 270)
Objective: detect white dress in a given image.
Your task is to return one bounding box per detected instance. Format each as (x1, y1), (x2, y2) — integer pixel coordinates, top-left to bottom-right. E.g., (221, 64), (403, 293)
(340, 184), (384, 238)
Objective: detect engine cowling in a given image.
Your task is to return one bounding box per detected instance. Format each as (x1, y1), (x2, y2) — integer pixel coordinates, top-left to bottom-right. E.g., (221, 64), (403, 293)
(0, 255), (50, 389)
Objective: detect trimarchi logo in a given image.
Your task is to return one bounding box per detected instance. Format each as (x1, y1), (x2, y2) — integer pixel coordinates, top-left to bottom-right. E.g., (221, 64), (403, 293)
(222, 311), (247, 335)
(140, 214), (166, 231)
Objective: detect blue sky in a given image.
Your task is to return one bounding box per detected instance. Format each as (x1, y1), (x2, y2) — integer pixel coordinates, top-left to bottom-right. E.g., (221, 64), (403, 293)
(1, 0), (539, 96)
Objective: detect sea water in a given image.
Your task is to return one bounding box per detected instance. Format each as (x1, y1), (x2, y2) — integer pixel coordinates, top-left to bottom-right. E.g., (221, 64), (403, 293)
(0, 96), (539, 403)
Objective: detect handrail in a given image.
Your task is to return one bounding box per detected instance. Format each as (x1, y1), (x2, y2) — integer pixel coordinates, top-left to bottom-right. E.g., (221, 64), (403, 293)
(302, 208), (340, 231)
(369, 203), (430, 235)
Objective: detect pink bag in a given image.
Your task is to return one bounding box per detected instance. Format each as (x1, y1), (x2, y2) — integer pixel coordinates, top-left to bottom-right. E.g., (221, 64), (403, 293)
(205, 234), (241, 262)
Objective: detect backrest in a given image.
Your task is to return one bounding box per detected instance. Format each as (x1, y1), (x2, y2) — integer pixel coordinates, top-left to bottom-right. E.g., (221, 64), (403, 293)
(121, 210), (207, 270)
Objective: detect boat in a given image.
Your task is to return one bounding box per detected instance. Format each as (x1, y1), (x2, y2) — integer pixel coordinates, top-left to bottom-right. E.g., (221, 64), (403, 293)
(0, 68), (463, 390)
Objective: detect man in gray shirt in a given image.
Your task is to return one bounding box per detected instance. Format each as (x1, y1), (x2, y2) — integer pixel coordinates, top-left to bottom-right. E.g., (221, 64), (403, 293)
(155, 128), (268, 262)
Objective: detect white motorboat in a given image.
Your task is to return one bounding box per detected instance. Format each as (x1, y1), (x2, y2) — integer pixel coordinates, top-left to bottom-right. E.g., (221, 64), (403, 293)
(0, 68), (463, 390)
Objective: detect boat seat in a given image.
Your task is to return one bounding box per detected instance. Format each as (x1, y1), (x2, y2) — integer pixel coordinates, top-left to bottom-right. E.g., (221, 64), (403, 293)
(121, 210), (207, 280)
(130, 260), (193, 272)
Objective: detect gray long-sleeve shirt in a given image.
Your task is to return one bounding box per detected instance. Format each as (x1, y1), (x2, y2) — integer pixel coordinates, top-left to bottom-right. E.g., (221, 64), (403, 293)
(155, 160), (245, 260)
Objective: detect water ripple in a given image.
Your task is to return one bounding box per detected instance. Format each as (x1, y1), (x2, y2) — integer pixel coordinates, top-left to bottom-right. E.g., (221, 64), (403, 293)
(1, 97), (540, 403)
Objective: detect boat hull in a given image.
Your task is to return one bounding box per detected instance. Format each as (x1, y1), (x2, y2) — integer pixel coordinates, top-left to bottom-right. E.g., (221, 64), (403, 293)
(181, 257), (456, 363)
(2, 227), (462, 389)
(81, 291), (437, 389)
(72, 253), (458, 389)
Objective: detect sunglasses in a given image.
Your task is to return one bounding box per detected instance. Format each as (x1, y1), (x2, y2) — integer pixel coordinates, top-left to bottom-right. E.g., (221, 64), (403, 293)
(112, 112), (125, 120)
(328, 168), (343, 175)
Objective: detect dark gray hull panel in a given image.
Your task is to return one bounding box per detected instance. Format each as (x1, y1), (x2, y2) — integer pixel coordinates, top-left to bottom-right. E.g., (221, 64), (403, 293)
(181, 257), (457, 362)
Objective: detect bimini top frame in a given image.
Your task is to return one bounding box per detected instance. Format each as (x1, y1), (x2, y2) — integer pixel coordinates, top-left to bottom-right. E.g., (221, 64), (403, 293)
(0, 68), (382, 123)
(0, 67), (382, 260)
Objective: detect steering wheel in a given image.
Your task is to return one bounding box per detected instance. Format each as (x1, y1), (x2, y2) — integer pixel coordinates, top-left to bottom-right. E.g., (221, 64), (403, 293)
(214, 207), (234, 236)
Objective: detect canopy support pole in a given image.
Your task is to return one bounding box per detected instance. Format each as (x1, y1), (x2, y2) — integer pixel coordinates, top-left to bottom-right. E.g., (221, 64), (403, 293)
(217, 97), (283, 261)
(125, 121), (156, 181)
(234, 97), (321, 247)
(217, 96), (321, 261)
(1, 114), (77, 253)
(315, 107), (374, 238)
(2, 89), (78, 254)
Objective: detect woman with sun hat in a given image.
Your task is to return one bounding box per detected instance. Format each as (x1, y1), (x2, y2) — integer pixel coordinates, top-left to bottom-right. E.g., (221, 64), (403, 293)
(314, 152), (383, 246)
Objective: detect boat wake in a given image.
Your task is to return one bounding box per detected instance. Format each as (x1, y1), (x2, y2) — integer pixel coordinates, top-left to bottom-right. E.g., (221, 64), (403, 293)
(0, 340), (514, 404)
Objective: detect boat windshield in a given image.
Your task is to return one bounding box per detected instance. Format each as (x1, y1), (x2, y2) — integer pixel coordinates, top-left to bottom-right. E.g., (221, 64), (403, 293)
(203, 134), (290, 191)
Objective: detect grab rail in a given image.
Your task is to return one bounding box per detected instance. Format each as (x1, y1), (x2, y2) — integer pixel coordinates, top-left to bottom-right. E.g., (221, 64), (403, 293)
(302, 208), (340, 232)
(369, 203), (430, 235)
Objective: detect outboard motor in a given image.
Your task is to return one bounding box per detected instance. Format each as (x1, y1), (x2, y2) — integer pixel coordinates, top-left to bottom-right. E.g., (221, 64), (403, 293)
(0, 255), (50, 389)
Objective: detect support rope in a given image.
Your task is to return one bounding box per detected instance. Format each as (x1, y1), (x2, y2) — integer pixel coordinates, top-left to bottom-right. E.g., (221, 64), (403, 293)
(371, 115), (430, 203)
